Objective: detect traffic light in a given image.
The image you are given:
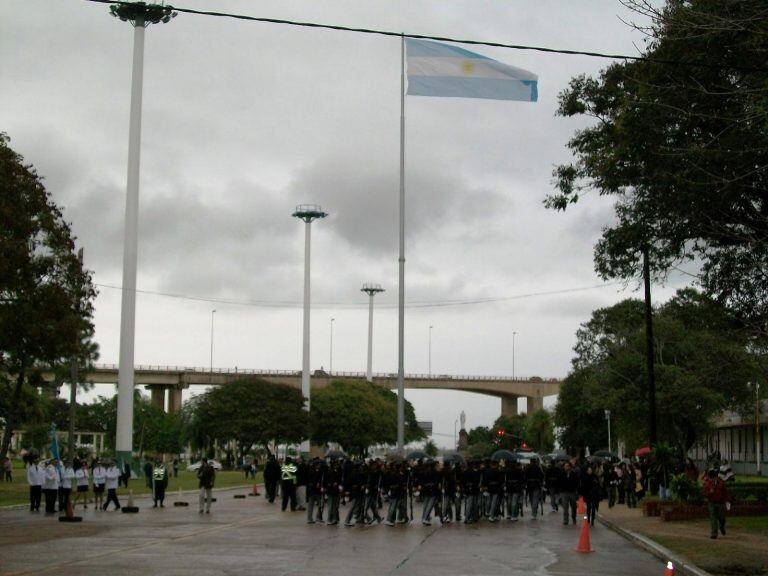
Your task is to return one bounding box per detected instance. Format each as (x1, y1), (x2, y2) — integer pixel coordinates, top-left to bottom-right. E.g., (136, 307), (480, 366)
(497, 428), (505, 437)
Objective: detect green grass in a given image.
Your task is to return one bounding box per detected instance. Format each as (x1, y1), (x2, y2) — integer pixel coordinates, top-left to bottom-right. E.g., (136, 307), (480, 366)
(737, 475), (768, 484)
(0, 469), (258, 507)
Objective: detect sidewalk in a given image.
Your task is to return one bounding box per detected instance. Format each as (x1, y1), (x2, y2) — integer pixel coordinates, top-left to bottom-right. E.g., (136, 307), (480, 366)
(599, 503), (768, 576)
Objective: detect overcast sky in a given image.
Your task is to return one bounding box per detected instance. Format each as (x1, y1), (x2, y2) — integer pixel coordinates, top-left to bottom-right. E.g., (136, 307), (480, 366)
(1, 0), (686, 447)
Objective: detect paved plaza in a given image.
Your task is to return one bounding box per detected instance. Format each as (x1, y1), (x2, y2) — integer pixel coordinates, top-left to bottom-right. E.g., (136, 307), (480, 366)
(0, 489), (667, 576)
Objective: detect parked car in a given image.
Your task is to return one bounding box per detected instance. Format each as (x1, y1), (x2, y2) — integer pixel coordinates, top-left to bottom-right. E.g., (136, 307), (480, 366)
(186, 459), (223, 472)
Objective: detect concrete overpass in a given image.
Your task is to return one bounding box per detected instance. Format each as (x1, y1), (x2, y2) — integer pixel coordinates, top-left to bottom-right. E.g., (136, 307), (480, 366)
(46, 364), (561, 417)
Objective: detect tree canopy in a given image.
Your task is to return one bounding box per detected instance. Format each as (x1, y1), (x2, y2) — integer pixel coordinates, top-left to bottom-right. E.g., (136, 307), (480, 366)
(546, 0), (768, 326)
(310, 380), (424, 455)
(0, 133), (97, 459)
(555, 289), (758, 456)
(190, 379), (308, 456)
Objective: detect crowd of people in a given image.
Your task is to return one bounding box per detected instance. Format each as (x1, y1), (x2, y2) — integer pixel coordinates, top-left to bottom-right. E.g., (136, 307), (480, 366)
(263, 454), (663, 528)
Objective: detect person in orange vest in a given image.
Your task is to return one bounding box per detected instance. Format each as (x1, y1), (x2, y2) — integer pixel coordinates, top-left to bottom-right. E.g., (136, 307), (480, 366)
(702, 467), (730, 539)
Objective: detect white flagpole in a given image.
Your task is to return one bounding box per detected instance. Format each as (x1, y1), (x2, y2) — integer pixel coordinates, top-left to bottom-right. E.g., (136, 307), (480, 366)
(397, 34), (406, 454)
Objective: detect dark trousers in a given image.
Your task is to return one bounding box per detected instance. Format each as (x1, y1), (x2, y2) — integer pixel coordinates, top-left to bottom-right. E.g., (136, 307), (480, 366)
(58, 487), (71, 512)
(153, 483), (166, 505)
(586, 498), (599, 525)
(44, 489), (57, 513)
(104, 488), (121, 510)
(708, 502), (726, 537)
(30, 485), (42, 511)
(265, 480), (278, 502)
(281, 482), (296, 511)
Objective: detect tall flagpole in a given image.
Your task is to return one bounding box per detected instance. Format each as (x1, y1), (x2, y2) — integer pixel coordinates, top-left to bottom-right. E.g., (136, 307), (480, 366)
(397, 35), (406, 454)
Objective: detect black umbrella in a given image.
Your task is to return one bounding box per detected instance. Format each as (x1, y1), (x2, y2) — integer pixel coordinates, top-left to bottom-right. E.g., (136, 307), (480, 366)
(491, 450), (519, 462)
(550, 453), (571, 463)
(324, 449), (346, 459)
(405, 450), (429, 461)
(593, 450), (617, 461)
(443, 452), (466, 466)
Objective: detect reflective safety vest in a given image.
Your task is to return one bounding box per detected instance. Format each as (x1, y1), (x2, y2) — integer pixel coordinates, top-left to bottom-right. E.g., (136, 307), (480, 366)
(281, 463), (297, 483)
(153, 465), (167, 480)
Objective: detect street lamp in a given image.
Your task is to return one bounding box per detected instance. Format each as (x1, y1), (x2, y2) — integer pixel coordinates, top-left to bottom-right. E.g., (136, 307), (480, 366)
(512, 331), (517, 379)
(361, 283), (385, 382)
(752, 382), (762, 476)
(329, 318), (335, 374)
(428, 325), (434, 378)
(210, 309), (216, 380)
(111, 1), (177, 471)
(605, 409), (612, 453)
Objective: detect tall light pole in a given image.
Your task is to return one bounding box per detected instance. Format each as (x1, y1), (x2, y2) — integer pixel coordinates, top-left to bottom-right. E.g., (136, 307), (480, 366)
(361, 284), (384, 382)
(428, 325), (434, 377)
(111, 2), (176, 471)
(210, 309), (216, 380)
(512, 331), (517, 379)
(754, 382), (762, 476)
(605, 409), (612, 453)
(329, 318), (335, 374)
(292, 204), (327, 451)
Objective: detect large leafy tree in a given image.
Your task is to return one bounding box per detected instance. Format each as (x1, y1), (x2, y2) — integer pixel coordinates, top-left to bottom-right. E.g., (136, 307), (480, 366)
(310, 380), (424, 455)
(546, 1), (768, 326)
(191, 379), (308, 457)
(0, 133), (96, 459)
(555, 289), (757, 456)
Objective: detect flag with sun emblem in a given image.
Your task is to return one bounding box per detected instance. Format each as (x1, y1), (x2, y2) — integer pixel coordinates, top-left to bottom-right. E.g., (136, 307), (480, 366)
(405, 38), (538, 101)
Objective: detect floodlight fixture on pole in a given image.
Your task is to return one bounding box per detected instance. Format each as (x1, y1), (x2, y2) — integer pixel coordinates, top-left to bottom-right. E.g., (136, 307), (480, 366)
(111, 1), (176, 473)
(292, 204), (327, 446)
(361, 283), (385, 382)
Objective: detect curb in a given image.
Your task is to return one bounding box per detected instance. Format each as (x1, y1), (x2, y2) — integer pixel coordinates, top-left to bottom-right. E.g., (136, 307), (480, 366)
(1, 484), (259, 513)
(598, 514), (714, 576)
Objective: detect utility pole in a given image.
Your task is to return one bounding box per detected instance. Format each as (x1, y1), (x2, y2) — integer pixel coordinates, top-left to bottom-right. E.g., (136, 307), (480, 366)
(329, 318), (335, 374)
(643, 245), (657, 447)
(68, 248), (84, 459)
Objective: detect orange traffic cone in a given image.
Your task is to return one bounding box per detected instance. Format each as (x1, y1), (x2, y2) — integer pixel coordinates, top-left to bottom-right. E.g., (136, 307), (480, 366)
(251, 482), (260, 496)
(59, 497), (83, 523)
(575, 515), (593, 553)
(577, 497), (586, 515)
(664, 562), (674, 576)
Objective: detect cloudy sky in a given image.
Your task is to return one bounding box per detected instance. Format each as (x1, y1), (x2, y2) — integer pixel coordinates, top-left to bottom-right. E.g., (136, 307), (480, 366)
(1, 0), (686, 447)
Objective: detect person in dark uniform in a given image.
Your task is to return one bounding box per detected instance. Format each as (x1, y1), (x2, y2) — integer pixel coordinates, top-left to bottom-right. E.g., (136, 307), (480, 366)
(419, 459), (442, 525)
(462, 460), (481, 524)
(505, 459), (525, 520)
(579, 464), (601, 526)
(483, 460), (503, 522)
(545, 460), (563, 512)
(323, 459), (342, 525)
(383, 461), (408, 525)
(441, 461), (459, 523)
(344, 460), (367, 526)
(364, 459), (383, 525)
(264, 455), (280, 503)
(306, 459), (325, 524)
(524, 460), (544, 519)
(560, 461), (580, 525)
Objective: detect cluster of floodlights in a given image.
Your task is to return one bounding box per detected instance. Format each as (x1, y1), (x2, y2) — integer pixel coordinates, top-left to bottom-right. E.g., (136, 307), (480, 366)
(110, 2), (177, 26)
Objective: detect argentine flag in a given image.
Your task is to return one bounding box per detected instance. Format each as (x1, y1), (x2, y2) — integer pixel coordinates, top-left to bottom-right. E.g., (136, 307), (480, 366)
(406, 38), (538, 102)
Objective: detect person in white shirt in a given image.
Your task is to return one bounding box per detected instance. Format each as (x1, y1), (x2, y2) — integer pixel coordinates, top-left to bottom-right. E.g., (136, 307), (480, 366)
(102, 460), (121, 511)
(73, 460), (90, 510)
(26, 456), (43, 512)
(42, 459), (60, 514)
(92, 459), (106, 510)
(59, 460), (76, 513)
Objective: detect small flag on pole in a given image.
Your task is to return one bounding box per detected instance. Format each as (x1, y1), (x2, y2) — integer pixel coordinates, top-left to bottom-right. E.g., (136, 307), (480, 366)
(405, 38), (538, 102)
(50, 423), (60, 460)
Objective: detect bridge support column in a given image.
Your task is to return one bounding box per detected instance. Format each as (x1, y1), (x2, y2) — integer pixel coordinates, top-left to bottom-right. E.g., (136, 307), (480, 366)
(148, 386), (166, 411)
(167, 387), (183, 413)
(526, 396), (543, 413)
(501, 396), (518, 417)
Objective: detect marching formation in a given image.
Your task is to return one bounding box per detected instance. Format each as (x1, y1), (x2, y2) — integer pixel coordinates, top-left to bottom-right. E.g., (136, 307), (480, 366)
(271, 454), (619, 528)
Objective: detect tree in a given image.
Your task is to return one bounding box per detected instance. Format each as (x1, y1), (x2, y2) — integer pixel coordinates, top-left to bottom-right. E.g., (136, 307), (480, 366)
(423, 439), (438, 457)
(525, 409), (555, 453)
(0, 133), (97, 459)
(555, 289), (758, 456)
(546, 1), (768, 326)
(310, 380), (424, 455)
(193, 379), (308, 457)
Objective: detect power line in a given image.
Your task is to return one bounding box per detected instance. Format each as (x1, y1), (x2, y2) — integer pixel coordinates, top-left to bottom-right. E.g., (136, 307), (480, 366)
(94, 281), (626, 310)
(85, 0), (767, 73)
